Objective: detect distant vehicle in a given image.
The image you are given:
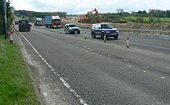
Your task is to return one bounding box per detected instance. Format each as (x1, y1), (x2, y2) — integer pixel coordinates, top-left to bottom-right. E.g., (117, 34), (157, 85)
(34, 18), (43, 26)
(91, 23), (119, 39)
(19, 19), (31, 32)
(64, 24), (80, 34)
(44, 16), (61, 28)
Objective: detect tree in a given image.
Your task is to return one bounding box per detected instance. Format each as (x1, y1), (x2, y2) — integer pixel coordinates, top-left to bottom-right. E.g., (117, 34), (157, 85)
(0, 0), (4, 34)
(137, 16), (144, 23)
(6, 1), (14, 32)
(117, 9), (124, 16)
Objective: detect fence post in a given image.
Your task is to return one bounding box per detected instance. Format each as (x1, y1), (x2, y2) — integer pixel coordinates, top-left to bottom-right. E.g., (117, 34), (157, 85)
(104, 31), (106, 43)
(127, 36), (129, 48)
(8, 32), (13, 44)
(85, 32), (87, 39)
(75, 31), (77, 37)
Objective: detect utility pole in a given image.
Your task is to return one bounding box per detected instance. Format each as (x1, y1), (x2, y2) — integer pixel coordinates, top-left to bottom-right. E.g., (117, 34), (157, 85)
(4, 0), (7, 38)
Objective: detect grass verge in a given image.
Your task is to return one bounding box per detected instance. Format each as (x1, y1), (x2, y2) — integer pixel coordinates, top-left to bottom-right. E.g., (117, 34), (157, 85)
(0, 36), (40, 105)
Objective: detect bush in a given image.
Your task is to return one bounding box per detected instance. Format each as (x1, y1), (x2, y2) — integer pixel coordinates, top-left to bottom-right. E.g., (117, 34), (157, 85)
(0, 16), (4, 34)
(136, 16), (144, 23)
(149, 16), (155, 23)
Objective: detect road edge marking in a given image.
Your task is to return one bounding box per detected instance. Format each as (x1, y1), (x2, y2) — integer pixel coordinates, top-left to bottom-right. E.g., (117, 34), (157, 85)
(20, 32), (88, 105)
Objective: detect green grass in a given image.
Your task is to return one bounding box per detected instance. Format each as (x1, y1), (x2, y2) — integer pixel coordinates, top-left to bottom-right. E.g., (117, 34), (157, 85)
(125, 16), (170, 23)
(160, 18), (170, 22)
(0, 36), (40, 105)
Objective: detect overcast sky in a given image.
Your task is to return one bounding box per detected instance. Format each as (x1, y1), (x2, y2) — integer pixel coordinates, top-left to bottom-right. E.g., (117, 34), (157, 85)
(11, 0), (170, 14)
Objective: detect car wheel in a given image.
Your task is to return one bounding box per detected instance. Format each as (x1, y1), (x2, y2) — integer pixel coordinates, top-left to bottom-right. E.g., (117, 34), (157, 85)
(114, 36), (118, 40)
(92, 32), (96, 38)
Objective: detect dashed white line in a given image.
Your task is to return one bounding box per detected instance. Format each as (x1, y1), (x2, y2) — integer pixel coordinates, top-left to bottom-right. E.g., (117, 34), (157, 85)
(123, 59), (128, 62)
(161, 76), (165, 79)
(128, 65), (132, 68)
(20, 33), (88, 105)
(43, 92), (48, 96)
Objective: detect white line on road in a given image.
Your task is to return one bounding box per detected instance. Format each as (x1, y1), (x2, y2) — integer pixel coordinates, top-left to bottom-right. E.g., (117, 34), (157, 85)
(161, 76), (165, 79)
(20, 33), (88, 105)
(128, 65), (132, 68)
(43, 92), (48, 96)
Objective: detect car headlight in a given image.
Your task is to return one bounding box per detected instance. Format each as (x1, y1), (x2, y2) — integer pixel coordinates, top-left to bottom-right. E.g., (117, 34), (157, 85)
(116, 30), (119, 33)
(69, 28), (73, 30)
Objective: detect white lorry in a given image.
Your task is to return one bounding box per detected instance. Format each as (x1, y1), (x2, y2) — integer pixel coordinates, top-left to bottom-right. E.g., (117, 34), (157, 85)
(34, 18), (43, 26)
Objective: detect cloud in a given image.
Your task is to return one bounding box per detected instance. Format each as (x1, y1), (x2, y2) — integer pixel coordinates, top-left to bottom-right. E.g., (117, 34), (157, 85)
(11, 0), (170, 14)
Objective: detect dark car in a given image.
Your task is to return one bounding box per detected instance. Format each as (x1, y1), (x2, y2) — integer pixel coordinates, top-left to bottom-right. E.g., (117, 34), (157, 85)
(64, 24), (80, 34)
(91, 23), (119, 39)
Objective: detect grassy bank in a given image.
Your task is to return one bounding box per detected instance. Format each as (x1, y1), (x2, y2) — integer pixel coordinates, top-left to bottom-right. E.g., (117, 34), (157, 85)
(0, 36), (40, 105)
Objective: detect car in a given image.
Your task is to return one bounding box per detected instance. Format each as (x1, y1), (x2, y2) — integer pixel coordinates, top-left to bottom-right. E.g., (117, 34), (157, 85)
(91, 23), (119, 39)
(64, 24), (80, 34)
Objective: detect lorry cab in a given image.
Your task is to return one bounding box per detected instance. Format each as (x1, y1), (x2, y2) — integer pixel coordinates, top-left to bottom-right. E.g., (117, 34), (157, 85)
(19, 19), (31, 32)
(44, 16), (61, 28)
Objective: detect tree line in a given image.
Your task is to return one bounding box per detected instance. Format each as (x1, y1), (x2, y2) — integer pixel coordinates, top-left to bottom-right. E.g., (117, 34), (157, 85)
(98, 9), (170, 23)
(14, 9), (170, 24)
(15, 10), (67, 22)
(0, 0), (14, 35)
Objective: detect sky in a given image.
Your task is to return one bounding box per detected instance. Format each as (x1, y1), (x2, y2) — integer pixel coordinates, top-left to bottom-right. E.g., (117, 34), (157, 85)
(11, 0), (170, 14)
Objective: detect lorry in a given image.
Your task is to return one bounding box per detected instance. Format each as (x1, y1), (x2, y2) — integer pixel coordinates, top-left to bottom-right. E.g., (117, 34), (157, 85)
(19, 19), (31, 32)
(34, 18), (43, 26)
(44, 16), (61, 28)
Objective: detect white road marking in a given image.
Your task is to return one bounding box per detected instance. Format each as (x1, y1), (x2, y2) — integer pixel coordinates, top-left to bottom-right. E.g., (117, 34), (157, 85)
(143, 71), (147, 73)
(161, 77), (165, 79)
(20, 33), (88, 105)
(51, 68), (55, 72)
(43, 92), (48, 96)
(128, 65), (132, 68)
(123, 59), (128, 62)
(60, 77), (71, 88)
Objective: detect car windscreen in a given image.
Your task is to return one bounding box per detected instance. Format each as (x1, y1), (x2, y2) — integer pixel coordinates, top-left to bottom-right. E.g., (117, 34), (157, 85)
(69, 25), (77, 27)
(101, 24), (113, 29)
(19, 20), (28, 24)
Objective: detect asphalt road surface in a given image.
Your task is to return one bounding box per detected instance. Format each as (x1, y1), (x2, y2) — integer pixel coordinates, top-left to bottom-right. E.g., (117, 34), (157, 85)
(19, 26), (170, 105)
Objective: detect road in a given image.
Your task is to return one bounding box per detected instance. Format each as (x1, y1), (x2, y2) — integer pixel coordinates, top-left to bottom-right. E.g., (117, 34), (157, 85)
(19, 26), (170, 105)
